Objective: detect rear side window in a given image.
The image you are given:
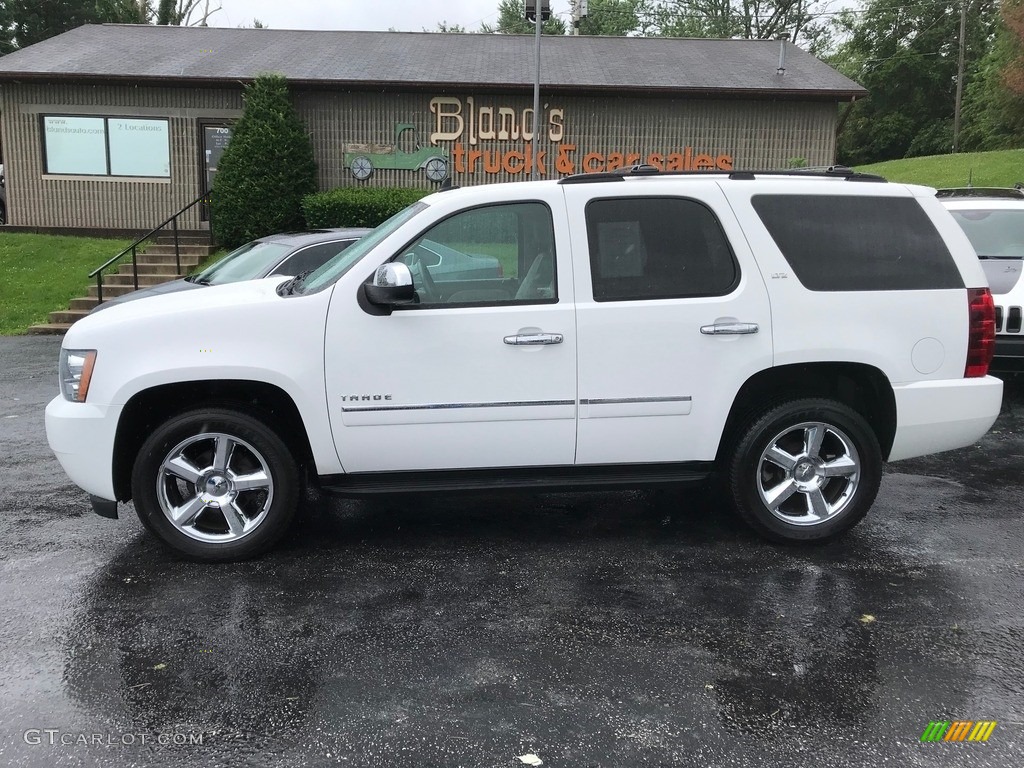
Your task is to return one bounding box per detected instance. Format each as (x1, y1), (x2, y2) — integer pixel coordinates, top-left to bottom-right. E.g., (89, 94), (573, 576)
(751, 195), (963, 291)
(586, 197), (738, 302)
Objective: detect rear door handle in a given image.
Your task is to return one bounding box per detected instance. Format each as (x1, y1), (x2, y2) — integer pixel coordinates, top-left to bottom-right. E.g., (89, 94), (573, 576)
(700, 322), (759, 335)
(504, 332), (564, 346)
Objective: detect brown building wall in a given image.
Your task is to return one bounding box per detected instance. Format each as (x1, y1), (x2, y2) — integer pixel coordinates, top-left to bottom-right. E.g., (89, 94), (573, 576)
(295, 90), (838, 190)
(0, 82), (242, 231)
(0, 81), (838, 231)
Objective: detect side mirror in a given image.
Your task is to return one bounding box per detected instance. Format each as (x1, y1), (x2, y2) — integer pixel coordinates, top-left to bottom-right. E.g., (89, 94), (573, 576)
(364, 262), (416, 306)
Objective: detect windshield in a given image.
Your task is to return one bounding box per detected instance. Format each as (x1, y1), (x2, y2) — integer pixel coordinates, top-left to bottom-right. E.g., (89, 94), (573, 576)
(296, 202), (429, 295)
(950, 209), (1024, 259)
(196, 241), (293, 284)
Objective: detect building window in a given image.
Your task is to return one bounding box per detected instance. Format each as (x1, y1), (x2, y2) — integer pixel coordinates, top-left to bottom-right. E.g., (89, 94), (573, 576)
(42, 116), (171, 177)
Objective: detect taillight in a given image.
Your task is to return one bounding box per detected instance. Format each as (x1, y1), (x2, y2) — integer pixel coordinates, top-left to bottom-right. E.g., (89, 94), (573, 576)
(966, 287), (995, 378)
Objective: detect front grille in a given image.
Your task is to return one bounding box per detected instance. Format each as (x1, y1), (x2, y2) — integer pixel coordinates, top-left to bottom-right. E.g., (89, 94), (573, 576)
(1007, 306), (1023, 334)
(996, 305), (1004, 332)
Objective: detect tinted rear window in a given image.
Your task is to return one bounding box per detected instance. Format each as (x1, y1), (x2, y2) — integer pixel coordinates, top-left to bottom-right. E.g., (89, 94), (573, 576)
(585, 197), (738, 302)
(751, 195), (963, 291)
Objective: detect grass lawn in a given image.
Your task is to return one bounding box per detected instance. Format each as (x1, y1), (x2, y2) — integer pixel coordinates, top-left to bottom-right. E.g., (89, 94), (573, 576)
(856, 149), (1024, 189)
(0, 233), (130, 334)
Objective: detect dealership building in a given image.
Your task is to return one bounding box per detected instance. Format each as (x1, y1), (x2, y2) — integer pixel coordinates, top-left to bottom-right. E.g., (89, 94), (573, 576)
(0, 24), (864, 235)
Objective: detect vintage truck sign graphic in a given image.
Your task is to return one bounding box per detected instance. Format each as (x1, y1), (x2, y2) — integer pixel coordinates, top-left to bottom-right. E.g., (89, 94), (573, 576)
(344, 123), (449, 182)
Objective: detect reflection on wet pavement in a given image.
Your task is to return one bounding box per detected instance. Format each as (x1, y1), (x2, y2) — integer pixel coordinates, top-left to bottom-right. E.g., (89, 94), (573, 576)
(1, 337), (1021, 767)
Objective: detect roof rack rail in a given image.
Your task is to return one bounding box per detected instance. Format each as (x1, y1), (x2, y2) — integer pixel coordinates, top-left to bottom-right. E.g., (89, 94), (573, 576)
(558, 164), (887, 184)
(935, 187), (1024, 199)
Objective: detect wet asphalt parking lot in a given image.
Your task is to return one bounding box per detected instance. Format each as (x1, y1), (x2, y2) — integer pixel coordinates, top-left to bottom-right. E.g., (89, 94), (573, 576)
(1, 334), (1023, 768)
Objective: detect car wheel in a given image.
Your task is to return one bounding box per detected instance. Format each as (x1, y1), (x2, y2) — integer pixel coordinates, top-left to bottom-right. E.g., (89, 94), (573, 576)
(727, 398), (881, 543)
(131, 408), (300, 561)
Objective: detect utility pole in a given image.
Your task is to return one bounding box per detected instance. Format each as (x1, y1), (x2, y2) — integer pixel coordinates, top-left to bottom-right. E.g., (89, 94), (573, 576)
(953, 0), (968, 153)
(526, 2), (550, 180)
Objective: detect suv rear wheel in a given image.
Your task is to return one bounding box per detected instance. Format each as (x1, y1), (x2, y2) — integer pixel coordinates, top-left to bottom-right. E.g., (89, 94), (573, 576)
(131, 408), (300, 561)
(727, 398), (881, 542)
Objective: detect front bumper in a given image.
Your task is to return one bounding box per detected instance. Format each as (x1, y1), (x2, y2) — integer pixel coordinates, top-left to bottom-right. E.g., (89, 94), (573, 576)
(45, 395), (122, 503)
(888, 376), (1003, 461)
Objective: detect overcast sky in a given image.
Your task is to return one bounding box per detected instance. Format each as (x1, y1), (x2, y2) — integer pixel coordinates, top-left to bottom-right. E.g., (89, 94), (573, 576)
(214, 1), (573, 33)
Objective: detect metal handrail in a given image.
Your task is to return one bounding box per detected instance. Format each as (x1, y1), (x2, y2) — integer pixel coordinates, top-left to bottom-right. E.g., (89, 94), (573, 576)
(89, 193), (212, 303)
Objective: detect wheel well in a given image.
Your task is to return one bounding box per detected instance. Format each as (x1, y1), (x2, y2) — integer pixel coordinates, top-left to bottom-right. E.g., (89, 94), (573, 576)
(717, 363), (897, 462)
(112, 380), (314, 502)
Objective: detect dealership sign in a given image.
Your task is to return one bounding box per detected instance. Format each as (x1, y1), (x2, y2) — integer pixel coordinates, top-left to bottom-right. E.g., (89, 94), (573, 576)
(429, 96), (733, 176)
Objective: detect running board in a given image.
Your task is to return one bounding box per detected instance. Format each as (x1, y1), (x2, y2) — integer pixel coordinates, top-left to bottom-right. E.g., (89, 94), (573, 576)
(319, 462), (713, 496)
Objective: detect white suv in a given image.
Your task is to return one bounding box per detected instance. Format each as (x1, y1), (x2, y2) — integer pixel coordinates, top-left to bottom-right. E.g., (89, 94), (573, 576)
(46, 167), (1003, 561)
(940, 187), (1024, 372)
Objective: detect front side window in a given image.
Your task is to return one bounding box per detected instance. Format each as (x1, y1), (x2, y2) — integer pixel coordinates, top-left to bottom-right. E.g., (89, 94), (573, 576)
(395, 202), (556, 306)
(586, 197), (738, 302)
(42, 115), (170, 177)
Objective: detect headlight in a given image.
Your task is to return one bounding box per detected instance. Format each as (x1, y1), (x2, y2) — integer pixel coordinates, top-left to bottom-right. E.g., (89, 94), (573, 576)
(59, 349), (97, 402)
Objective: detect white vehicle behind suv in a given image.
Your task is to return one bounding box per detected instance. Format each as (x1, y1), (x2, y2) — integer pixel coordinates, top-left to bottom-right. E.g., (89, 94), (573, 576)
(940, 187), (1024, 372)
(46, 167), (1002, 561)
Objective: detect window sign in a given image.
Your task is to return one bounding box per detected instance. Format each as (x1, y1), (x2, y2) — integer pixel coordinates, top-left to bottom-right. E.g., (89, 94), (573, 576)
(43, 116), (107, 175)
(109, 119), (170, 177)
(42, 116), (171, 177)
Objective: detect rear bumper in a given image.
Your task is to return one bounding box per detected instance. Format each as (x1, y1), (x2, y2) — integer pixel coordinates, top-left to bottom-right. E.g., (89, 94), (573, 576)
(45, 395), (121, 503)
(888, 376), (1003, 461)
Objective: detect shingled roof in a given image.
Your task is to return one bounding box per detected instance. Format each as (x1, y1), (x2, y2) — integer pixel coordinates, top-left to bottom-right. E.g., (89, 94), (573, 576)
(0, 24), (865, 99)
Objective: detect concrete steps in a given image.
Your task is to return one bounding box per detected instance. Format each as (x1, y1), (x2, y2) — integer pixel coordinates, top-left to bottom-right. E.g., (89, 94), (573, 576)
(29, 234), (216, 335)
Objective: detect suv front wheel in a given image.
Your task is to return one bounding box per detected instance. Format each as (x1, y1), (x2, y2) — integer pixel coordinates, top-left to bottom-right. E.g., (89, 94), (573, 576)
(727, 399), (882, 543)
(131, 408), (300, 561)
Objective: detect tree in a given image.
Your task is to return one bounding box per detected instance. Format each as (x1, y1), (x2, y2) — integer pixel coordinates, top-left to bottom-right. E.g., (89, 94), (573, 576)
(0, 2), (15, 54)
(0, 0), (220, 54)
(212, 74), (318, 248)
(959, 0), (1024, 150)
(428, 21), (468, 32)
(643, 0), (830, 49)
(576, 0), (644, 35)
(831, 0), (998, 165)
(481, 0), (568, 34)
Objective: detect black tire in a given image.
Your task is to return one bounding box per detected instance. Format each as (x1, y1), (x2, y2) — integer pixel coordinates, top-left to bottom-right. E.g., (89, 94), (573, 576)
(131, 408), (300, 561)
(727, 398), (881, 543)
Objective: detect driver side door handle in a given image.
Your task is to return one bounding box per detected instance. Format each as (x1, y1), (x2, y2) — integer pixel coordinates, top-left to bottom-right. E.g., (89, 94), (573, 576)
(700, 322), (759, 335)
(504, 332), (564, 346)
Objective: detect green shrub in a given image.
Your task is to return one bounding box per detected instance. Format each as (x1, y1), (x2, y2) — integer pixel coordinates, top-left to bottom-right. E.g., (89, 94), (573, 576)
(212, 74), (317, 248)
(302, 187), (428, 229)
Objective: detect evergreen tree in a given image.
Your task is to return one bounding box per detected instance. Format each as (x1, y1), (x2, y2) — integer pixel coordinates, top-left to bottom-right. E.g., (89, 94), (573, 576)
(212, 74), (317, 248)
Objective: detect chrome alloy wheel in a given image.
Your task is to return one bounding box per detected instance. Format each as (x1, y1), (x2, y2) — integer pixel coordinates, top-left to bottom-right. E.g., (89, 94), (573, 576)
(756, 421), (861, 526)
(156, 432), (274, 543)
